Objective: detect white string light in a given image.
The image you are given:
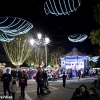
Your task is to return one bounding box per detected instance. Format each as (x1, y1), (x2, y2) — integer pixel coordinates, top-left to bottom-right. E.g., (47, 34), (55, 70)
(88, 56), (99, 63)
(44, 0), (81, 16)
(0, 16), (33, 42)
(68, 34), (88, 42)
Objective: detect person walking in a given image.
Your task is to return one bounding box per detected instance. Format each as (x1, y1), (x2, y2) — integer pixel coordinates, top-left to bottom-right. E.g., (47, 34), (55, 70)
(43, 70), (48, 86)
(36, 68), (43, 95)
(10, 81), (17, 100)
(19, 73), (27, 99)
(78, 70), (81, 81)
(62, 72), (66, 87)
(1, 69), (12, 96)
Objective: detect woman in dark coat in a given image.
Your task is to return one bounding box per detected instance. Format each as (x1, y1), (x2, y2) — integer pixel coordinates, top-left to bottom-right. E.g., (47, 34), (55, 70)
(79, 85), (89, 100)
(71, 88), (84, 100)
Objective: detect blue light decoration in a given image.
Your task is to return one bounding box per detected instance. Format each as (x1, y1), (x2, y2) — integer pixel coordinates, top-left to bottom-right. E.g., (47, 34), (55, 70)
(60, 48), (89, 72)
(68, 34), (88, 42)
(61, 56), (88, 70)
(0, 16), (33, 42)
(44, 0), (81, 16)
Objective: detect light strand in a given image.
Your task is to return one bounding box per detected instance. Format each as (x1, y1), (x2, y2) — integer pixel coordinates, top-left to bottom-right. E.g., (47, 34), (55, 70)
(0, 16), (33, 42)
(3, 35), (31, 67)
(68, 34), (88, 42)
(44, 0), (81, 16)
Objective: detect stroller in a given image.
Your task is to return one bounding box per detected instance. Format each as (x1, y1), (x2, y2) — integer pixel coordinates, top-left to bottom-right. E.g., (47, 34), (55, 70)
(42, 79), (51, 93)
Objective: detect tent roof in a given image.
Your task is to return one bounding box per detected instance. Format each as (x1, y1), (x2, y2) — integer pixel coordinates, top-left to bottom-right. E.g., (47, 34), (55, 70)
(62, 48), (87, 57)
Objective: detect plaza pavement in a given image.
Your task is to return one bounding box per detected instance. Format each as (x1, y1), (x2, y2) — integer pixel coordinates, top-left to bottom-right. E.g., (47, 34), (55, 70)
(0, 77), (97, 100)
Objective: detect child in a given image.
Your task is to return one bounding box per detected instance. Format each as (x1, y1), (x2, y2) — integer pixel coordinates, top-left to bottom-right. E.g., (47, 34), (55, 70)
(19, 73), (27, 99)
(10, 81), (17, 100)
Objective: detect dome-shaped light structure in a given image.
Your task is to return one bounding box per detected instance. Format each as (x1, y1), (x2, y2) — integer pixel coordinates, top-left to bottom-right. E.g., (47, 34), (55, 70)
(0, 30), (14, 42)
(0, 16), (33, 42)
(68, 34), (88, 42)
(44, 0), (81, 16)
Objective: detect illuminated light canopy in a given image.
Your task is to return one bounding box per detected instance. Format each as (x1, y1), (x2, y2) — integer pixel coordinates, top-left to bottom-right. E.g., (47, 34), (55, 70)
(0, 31), (14, 42)
(68, 34), (88, 42)
(26, 47), (45, 68)
(44, 0), (81, 16)
(0, 16), (33, 42)
(3, 34), (31, 69)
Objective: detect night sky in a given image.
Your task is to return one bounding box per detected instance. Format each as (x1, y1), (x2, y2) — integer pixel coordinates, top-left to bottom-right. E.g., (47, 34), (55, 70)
(0, 0), (100, 55)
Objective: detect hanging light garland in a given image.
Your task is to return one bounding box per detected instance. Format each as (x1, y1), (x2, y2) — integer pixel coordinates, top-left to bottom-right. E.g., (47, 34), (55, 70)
(44, 0), (81, 16)
(88, 56), (99, 63)
(3, 34), (31, 68)
(0, 16), (33, 42)
(68, 34), (88, 42)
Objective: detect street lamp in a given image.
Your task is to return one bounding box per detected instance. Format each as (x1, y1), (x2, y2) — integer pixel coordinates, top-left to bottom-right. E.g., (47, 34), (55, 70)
(37, 33), (42, 40)
(37, 33), (42, 68)
(30, 39), (34, 45)
(30, 33), (50, 68)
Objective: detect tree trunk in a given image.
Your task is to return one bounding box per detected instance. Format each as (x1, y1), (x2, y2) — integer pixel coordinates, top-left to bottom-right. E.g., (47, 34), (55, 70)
(16, 65), (20, 71)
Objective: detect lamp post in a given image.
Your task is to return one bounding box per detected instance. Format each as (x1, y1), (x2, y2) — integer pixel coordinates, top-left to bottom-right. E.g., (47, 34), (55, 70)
(30, 33), (50, 68)
(37, 33), (42, 68)
(45, 37), (49, 68)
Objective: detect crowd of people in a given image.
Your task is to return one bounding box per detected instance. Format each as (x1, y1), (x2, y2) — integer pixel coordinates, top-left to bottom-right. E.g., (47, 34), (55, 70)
(10, 68), (99, 81)
(0, 68), (100, 100)
(1, 69), (28, 100)
(1, 68), (50, 100)
(71, 84), (100, 100)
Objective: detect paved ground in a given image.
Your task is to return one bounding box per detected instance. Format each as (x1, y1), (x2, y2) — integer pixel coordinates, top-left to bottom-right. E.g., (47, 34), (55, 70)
(0, 77), (98, 100)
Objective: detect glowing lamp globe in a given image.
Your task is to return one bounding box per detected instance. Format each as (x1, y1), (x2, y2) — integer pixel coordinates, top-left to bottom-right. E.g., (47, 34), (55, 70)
(45, 37), (49, 44)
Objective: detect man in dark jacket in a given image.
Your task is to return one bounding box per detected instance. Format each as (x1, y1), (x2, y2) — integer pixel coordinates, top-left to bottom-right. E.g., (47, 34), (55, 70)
(1, 69), (12, 96)
(88, 87), (99, 100)
(62, 72), (66, 87)
(36, 68), (43, 95)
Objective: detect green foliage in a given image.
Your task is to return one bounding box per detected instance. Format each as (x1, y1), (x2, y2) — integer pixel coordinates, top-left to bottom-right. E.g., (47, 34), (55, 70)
(94, 46), (100, 55)
(94, 58), (100, 68)
(90, 29), (100, 45)
(94, 3), (100, 25)
(48, 61), (53, 67)
(90, 3), (100, 46)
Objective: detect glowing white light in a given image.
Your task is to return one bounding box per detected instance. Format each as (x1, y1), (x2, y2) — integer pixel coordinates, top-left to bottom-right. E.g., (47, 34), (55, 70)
(37, 33), (42, 39)
(30, 39), (34, 45)
(88, 56), (99, 63)
(0, 16), (33, 42)
(45, 37), (49, 44)
(44, 0), (81, 16)
(68, 34), (88, 42)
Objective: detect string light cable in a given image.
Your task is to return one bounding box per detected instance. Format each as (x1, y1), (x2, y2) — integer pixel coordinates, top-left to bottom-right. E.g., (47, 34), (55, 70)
(29, 0), (94, 36)
(44, 0), (81, 16)
(0, 16), (33, 42)
(68, 34), (88, 42)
